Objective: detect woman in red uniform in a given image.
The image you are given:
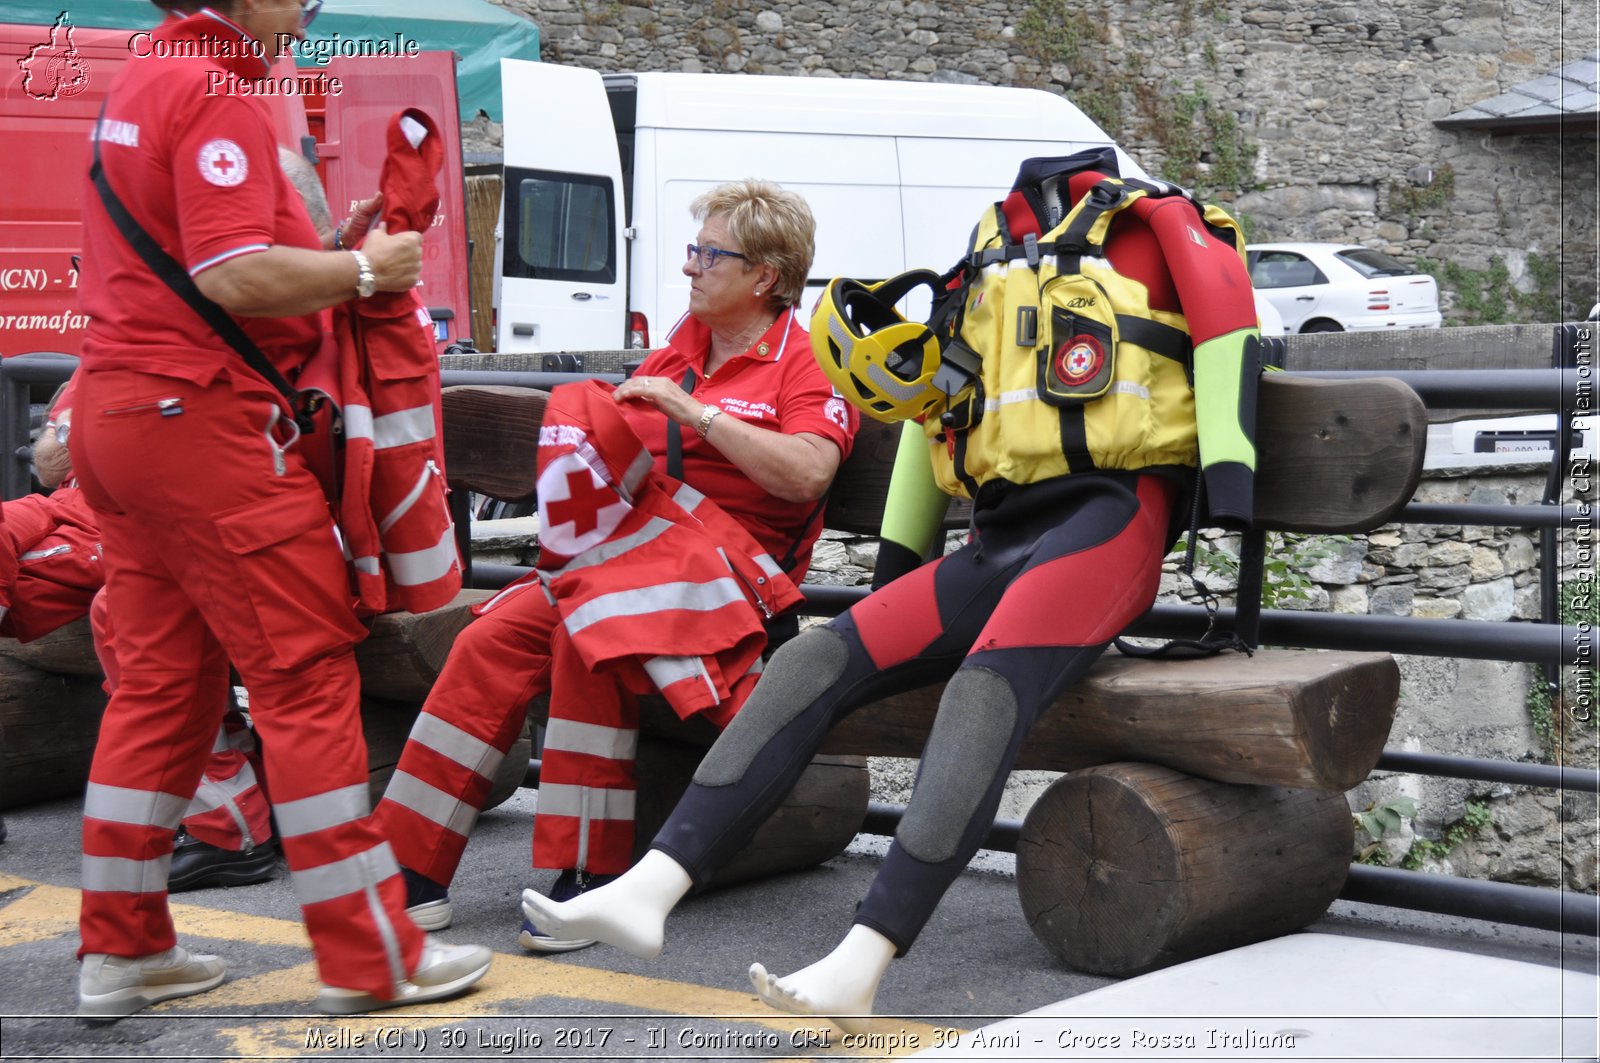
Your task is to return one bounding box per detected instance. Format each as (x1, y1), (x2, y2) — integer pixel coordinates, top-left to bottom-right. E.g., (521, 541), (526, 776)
(374, 179), (857, 950)
(72, 0), (489, 1019)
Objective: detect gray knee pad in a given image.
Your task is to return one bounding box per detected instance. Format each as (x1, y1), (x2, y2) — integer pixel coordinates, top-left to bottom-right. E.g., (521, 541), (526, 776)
(897, 666), (1018, 864)
(693, 626), (850, 787)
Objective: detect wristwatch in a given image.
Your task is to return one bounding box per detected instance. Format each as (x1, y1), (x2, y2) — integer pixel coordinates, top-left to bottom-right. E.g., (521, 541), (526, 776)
(351, 250), (377, 298)
(695, 404), (722, 439)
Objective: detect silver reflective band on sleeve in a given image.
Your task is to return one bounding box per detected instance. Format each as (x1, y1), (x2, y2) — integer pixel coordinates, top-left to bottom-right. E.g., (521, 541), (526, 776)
(620, 447), (653, 498)
(83, 782), (190, 830)
(755, 553), (784, 579)
(344, 405), (435, 450)
(82, 853), (172, 894)
(644, 655), (718, 704)
(386, 529), (460, 587)
(290, 841), (400, 908)
(411, 714), (504, 778)
(746, 655), (764, 677)
(670, 483), (707, 512)
(386, 771), (480, 838)
(536, 782), (635, 821)
(343, 404), (374, 444)
(354, 555), (382, 575)
(379, 463), (435, 534)
(562, 577), (746, 637)
(543, 717), (639, 761)
(547, 516), (673, 576)
(273, 782), (370, 839)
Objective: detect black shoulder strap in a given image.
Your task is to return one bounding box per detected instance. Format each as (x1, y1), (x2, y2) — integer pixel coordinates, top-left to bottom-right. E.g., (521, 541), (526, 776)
(88, 103), (314, 434)
(666, 367), (696, 480)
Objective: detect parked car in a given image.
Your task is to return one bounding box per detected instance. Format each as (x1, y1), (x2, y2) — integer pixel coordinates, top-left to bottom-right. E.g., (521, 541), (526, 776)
(1246, 242), (1442, 334)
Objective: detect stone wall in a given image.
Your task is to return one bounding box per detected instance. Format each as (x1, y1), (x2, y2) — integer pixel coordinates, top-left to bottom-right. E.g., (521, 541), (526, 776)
(481, 0), (1597, 322)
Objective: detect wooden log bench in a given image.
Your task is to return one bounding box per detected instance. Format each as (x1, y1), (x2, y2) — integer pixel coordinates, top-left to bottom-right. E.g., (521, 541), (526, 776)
(430, 372), (1424, 974)
(0, 372), (1426, 977)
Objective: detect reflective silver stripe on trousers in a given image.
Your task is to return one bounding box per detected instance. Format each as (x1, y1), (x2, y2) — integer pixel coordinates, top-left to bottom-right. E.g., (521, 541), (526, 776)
(562, 577), (746, 637)
(82, 853), (172, 894)
(290, 840), (401, 908)
(385, 771), (481, 838)
(644, 655), (718, 704)
(543, 718), (638, 761)
(537, 516), (673, 580)
(273, 782), (370, 839)
(341, 404), (436, 450)
(411, 713), (504, 778)
(83, 783), (190, 830)
(386, 528), (460, 587)
(188, 770), (259, 850)
(536, 782), (635, 821)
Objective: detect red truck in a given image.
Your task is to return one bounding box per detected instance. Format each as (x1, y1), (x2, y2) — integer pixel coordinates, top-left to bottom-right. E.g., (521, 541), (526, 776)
(0, 13), (473, 360)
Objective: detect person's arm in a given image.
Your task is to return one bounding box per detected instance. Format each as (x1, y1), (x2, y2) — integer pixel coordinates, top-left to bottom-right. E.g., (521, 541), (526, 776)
(611, 373), (842, 502)
(192, 223), (421, 318)
(34, 413), (72, 490)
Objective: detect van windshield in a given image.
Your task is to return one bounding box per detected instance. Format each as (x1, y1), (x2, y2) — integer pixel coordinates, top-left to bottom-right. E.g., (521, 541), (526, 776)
(502, 166), (617, 283)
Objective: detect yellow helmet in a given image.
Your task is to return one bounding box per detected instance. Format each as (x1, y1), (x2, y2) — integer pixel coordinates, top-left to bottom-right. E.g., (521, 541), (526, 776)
(810, 270), (946, 423)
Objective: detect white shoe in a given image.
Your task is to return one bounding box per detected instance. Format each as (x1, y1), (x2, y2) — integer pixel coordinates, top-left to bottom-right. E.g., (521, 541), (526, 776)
(77, 946), (226, 1020)
(315, 937), (491, 1015)
(405, 897), (452, 932)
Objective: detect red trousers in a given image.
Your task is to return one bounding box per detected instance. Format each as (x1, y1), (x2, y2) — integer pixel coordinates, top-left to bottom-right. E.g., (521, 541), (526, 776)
(375, 576), (664, 880)
(91, 590), (273, 853)
(73, 367), (422, 997)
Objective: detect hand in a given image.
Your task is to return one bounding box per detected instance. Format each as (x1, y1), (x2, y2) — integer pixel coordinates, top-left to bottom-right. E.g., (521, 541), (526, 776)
(341, 193), (383, 248)
(613, 375), (701, 427)
(359, 222), (423, 292)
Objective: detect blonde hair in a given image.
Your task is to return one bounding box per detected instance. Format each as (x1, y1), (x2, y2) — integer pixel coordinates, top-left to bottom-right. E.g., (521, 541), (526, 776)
(691, 179), (815, 310)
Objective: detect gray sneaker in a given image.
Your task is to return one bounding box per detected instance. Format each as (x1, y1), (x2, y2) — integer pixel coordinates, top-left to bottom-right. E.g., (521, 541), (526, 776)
(315, 936), (491, 1014)
(77, 946), (226, 1020)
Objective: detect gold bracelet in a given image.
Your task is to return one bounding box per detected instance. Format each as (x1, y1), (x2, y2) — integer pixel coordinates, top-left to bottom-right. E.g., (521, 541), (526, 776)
(695, 405), (722, 439)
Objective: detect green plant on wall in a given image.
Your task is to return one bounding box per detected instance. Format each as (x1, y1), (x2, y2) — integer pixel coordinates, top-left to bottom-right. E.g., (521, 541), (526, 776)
(1418, 252), (1562, 326)
(1387, 163), (1455, 217)
(1352, 797), (1494, 869)
(1181, 532), (1347, 608)
(1132, 80), (1258, 198)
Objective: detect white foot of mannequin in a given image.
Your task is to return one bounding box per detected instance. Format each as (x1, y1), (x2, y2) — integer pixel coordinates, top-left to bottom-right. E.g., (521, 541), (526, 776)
(748, 924), (896, 1035)
(519, 849), (691, 959)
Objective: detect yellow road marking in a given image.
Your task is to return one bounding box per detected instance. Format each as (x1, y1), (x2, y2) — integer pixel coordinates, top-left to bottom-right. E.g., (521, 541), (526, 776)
(2, 873), (957, 1057)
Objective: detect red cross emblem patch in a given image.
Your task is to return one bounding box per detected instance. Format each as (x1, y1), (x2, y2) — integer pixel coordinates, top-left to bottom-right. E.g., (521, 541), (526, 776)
(1053, 335), (1105, 386)
(197, 139), (248, 187)
(536, 451), (627, 558)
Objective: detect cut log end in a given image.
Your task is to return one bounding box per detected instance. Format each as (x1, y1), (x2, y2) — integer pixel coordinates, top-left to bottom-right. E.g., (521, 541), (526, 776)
(1017, 762), (1352, 977)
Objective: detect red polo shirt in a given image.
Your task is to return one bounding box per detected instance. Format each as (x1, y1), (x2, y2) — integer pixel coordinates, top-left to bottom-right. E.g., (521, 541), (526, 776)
(77, 9), (322, 384)
(621, 308), (858, 579)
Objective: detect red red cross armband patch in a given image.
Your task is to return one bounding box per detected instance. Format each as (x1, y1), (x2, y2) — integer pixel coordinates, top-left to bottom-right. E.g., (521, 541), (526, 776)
(197, 139), (248, 187)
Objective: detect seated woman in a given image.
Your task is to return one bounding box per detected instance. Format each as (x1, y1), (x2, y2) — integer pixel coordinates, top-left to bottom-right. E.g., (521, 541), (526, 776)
(373, 179), (858, 949)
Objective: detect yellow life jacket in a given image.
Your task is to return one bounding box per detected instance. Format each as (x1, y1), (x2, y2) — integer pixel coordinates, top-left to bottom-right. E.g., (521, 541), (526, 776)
(925, 176), (1246, 499)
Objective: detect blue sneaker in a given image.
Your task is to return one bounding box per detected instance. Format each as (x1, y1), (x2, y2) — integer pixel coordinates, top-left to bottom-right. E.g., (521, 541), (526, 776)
(402, 867), (452, 931)
(516, 869), (617, 953)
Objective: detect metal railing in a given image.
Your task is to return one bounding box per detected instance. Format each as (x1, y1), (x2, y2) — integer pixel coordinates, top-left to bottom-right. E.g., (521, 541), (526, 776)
(3, 326), (1594, 939)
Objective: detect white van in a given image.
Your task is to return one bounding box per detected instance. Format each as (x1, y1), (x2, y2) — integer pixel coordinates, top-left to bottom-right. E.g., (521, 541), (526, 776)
(493, 62), (1145, 354)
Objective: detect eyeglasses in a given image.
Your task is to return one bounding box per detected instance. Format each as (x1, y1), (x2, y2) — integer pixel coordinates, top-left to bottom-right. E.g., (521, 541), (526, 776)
(687, 243), (749, 270)
(300, 0), (323, 28)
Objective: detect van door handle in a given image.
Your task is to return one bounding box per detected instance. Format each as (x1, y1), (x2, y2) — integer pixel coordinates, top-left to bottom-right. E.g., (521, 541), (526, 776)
(571, 292), (593, 301)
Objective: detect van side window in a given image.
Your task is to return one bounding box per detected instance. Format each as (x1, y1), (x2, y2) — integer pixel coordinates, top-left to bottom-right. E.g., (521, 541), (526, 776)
(502, 166), (617, 283)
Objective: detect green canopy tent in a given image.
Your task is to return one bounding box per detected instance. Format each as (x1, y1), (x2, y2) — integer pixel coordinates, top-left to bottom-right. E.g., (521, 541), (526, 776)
(8, 0), (539, 121)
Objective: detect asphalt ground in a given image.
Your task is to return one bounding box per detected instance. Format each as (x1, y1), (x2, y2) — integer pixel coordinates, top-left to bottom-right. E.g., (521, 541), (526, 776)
(0, 788), (1592, 1062)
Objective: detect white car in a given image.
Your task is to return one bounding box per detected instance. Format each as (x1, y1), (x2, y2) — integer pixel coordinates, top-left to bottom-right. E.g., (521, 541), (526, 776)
(1247, 242), (1442, 334)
